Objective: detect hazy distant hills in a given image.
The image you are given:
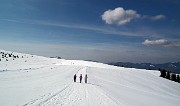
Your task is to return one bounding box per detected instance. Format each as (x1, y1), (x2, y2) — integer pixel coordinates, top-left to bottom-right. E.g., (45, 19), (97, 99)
(108, 62), (180, 74)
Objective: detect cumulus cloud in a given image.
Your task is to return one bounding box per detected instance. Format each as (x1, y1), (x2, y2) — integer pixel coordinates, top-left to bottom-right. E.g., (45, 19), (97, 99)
(151, 15), (166, 20)
(143, 39), (180, 47)
(102, 7), (166, 25)
(102, 7), (140, 25)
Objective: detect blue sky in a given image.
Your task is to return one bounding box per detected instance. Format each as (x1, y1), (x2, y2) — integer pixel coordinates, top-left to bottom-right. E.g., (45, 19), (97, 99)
(0, 0), (180, 63)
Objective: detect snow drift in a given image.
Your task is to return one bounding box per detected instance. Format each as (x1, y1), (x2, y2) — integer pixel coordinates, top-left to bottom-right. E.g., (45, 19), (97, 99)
(0, 50), (180, 106)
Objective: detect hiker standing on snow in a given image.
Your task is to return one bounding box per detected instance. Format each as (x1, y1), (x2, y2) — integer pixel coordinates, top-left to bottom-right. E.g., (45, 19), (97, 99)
(85, 74), (88, 83)
(74, 74), (77, 82)
(79, 74), (82, 83)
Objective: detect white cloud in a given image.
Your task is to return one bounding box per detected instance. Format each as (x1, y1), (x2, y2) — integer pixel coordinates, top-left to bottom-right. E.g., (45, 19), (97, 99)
(143, 39), (170, 46)
(102, 7), (140, 25)
(151, 15), (166, 20)
(143, 39), (180, 48)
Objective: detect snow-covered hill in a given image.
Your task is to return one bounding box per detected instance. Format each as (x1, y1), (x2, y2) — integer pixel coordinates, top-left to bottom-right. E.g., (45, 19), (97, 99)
(0, 50), (180, 106)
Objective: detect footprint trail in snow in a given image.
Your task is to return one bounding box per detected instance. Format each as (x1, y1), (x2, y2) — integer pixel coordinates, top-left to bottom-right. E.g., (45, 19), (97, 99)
(40, 67), (118, 106)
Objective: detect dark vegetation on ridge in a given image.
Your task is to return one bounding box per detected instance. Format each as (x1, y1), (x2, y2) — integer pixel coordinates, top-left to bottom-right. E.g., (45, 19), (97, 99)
(160, 68), (180, 83)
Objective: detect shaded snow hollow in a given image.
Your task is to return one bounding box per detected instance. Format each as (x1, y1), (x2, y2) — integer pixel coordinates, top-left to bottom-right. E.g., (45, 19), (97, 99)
(0, 50), (180, 106)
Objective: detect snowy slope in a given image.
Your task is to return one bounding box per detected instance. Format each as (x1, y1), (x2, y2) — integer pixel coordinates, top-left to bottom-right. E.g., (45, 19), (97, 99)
(0, 50), (180, 106)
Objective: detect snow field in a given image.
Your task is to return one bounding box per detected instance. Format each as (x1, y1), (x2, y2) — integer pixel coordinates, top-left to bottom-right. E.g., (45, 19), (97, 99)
(0, 50), (180, 106)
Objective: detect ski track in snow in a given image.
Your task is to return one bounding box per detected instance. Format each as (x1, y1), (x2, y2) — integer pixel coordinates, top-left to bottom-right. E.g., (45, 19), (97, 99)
(36, 67), (119, 106)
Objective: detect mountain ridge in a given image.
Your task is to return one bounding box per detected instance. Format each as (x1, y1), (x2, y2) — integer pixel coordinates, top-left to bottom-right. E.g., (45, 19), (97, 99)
(108, 62), (180, 74)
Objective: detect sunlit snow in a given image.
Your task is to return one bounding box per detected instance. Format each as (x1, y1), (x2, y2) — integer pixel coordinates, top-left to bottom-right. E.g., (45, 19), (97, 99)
(0, 50), (179, 106)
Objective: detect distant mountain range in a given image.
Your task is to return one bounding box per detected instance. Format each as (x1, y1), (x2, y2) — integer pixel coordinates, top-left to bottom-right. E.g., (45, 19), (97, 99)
(108, 62), (180, 74)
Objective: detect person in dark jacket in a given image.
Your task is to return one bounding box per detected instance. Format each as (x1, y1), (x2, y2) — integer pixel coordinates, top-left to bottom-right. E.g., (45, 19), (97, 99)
(85, 74), (88, 83)
(74, 74), (77, 82)
(79, 74), (82, 83)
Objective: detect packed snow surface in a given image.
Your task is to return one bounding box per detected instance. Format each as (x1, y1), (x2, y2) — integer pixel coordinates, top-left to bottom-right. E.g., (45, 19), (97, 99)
(0, 50), (180, 106)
